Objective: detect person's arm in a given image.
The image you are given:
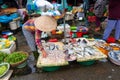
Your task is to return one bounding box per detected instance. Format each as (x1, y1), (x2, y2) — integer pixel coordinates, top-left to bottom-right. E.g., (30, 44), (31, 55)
(35, 29), (47, 58)
(24, 19), (35, 32)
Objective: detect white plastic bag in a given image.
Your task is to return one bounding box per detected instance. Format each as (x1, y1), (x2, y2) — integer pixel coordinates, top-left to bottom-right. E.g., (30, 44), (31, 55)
(34, 0), (53, 11)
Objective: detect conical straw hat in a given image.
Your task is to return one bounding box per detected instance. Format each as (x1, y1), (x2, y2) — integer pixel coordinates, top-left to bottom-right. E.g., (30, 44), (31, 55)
(34, 16), (57, 32)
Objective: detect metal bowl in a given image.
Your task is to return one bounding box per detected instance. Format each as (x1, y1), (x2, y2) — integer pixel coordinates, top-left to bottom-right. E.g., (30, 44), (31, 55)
(108, 51), (120, 66)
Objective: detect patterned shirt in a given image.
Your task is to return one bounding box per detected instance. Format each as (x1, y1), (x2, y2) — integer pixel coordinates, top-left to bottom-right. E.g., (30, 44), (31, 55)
(35, 29), (44, 51)
(24, 19), (43, 51)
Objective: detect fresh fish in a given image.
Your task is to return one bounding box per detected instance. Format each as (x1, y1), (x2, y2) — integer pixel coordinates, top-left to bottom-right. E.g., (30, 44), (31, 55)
(84, 47), (94, 55)
(76, 51), (84, 56)
(68, 49), (74, 54)
(76, 52), (83, 57)
(84, 52), (91, 57)
(55, 45), (59, 50)
(77, 39), (81, 42)
(82, 39), (88, 44)
(77, 54), (83, 58)
(49, 44), (55, 50)
(117, 53), (120, 60)
(110, 51), (116, 59)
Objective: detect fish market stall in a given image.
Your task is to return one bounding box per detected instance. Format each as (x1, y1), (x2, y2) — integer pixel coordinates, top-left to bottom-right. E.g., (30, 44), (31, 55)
(37, 38), (108, 70)
(64, 38), (107, 63)
(37, 42), (68, 71)
(108, 50), (120, 66)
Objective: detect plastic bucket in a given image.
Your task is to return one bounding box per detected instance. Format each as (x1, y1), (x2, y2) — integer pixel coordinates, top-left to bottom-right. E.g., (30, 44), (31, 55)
(16, 20), (20, 28)
(77, 32), (83, 37)
(9, 21), (18, 30)
(70, 26), (77, 30)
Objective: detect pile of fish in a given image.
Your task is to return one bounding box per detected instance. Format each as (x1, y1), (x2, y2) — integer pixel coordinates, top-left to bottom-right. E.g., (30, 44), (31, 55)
(109, 51), (120, 60)
(63, 38), (107, 62)
(37, 38), (107, 67)
(94, 39), (110, 50)
(37, 42), (68, 67)
(108, 51), (120, 65)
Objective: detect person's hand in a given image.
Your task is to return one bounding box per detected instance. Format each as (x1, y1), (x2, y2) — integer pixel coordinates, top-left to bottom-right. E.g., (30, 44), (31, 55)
(41, 50), (47, 58)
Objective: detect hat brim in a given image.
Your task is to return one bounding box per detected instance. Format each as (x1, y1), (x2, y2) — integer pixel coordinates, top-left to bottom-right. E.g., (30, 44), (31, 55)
(34, 16), (57, 32)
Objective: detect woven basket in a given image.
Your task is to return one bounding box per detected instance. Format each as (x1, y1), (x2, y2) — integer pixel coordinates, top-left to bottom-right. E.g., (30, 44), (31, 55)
(5, 51), (29, 68)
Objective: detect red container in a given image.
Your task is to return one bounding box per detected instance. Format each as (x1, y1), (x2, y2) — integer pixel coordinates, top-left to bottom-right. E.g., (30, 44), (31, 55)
(107, 37), (116, 43)
(70, 31), (73, 37)
(49, 39), (58, 42)
(2, 34), (8, 39)
(77, 32), (83, 37)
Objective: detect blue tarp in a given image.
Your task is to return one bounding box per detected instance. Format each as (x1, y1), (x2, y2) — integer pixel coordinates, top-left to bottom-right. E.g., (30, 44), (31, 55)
(0, 13), (19, 23)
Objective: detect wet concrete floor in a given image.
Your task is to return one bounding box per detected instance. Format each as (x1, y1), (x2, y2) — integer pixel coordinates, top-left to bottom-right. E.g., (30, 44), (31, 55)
(10, 31), (120, 80)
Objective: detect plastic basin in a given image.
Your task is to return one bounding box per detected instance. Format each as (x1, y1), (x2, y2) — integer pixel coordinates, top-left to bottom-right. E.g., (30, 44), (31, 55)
(42, 66), (60, 72)
(17, 61), (27, 68)
(79, 60), (96, 66)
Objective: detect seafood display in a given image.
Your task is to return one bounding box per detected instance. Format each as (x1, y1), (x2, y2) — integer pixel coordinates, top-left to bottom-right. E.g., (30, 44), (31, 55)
(37, 42), (68, 67)
(76, 46), (107, 62)
(64, 47), (77, 61)
(109, 51), (120, 60)
(42, 42), (64, 51)
(94, 40), (120, 51)
(37, 50), (68, 67)
(63, 38), (107, 62)
(94, 39), (110, 55)
(94, 40), (120, 55)
(37, 38), (108, 67)
(109, 43), (120, 51)
(108, 51), (120, 65)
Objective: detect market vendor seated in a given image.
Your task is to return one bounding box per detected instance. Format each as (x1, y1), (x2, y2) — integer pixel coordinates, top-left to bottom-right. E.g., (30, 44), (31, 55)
(22, 12), (65, 60)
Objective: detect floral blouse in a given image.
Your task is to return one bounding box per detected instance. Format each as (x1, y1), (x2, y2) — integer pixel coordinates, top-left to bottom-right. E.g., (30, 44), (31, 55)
(23, 19), (44, 51)
(35, 29), (44, 51)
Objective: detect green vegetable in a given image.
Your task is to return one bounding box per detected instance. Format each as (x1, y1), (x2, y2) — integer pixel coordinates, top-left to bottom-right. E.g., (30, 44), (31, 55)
(0, 65), (7, 75)
(0, 52), (8, 63)
(5, 52), (27, 64)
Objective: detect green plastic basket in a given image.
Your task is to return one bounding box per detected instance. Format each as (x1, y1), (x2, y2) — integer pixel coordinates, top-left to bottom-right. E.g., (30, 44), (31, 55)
(42, 66), (60, 72)
(79, 60), (96, 66)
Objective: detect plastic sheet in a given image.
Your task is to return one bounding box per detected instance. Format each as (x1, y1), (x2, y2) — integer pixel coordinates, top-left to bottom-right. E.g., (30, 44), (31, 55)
(0, 13), (19, 23)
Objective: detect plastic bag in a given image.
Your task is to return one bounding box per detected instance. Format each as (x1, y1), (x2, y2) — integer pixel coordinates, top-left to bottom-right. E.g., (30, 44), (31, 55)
(0, 13), (19, 23)
(94, 0), (107, 17)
